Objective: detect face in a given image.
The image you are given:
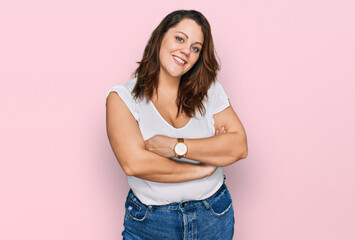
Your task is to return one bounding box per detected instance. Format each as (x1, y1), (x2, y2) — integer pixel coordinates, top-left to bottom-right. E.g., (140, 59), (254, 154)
(159, 18), (204, 80)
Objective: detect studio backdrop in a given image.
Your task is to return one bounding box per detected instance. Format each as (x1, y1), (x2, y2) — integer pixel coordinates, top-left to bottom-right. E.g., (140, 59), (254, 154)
(1, 0), (354, 239)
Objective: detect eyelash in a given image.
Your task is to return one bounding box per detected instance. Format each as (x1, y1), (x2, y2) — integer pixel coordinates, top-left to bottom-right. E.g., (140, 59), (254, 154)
(175, 37), (200, 53)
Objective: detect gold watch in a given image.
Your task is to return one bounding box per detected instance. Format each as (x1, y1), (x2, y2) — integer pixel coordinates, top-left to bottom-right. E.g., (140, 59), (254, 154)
(173, 138), (188, 159)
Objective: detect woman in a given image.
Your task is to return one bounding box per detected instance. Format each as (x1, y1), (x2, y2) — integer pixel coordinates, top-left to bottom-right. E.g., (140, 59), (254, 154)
(105, 9), (247, 240)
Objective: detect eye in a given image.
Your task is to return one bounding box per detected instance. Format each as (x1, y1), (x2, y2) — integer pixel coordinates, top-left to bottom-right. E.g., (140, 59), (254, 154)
(176, 37), (184, 42)
(192, 46), (200, 53)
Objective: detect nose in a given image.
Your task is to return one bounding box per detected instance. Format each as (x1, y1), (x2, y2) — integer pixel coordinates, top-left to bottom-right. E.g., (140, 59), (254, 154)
(180, 44), (191, 56)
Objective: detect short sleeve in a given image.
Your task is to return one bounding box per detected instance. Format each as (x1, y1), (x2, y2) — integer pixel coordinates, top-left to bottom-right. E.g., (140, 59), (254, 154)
(105, 85), (140, 122)
(209, 81), (230, 115)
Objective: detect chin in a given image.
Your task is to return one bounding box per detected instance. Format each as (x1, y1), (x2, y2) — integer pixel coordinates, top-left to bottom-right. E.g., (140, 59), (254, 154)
(167, 69), (184, 78)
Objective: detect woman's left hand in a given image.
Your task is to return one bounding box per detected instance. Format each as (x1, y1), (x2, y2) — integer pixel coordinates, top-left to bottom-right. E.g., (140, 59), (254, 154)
(144, 135), (176, 158)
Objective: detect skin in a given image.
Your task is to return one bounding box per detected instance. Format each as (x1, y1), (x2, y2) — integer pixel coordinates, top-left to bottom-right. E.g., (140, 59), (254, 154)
(144, 127), (227, 158)
(158, 18), (203, 89)
(144, 19), (247, 165)
(106, 18), (247, 183)
(149, 18), (204, 130)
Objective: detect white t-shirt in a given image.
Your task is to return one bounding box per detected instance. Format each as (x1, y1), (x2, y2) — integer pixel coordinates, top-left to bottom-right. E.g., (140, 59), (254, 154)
(105, 77), (230, 205)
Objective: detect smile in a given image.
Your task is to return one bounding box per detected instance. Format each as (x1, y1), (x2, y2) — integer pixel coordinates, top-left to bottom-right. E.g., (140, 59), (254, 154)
(173, 55), (186, 65)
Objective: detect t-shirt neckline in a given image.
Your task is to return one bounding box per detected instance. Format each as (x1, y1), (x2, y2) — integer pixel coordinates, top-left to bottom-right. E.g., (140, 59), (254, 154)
(149, 100), (192, 130)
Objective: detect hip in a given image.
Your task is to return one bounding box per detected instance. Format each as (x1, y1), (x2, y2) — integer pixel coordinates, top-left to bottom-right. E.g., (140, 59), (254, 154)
(122, 176), (234, 240)
(126, 167), (225, 205)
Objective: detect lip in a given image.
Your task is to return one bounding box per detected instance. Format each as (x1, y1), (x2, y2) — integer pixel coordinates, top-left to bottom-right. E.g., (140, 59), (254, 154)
(172, 55), (187, 66)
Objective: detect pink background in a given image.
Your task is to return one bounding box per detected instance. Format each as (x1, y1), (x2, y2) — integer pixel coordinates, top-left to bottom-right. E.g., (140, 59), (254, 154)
(1, 0), (354, 239)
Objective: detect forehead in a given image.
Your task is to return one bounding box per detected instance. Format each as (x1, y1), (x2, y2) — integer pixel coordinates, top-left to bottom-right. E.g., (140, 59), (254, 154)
(168, 18), (204, 43)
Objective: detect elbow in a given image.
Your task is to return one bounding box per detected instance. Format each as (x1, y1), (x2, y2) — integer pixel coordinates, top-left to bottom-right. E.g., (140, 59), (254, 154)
(121, 149), (146, 177)
(237, 134), (248, 160)
(233, 134), (248, 162)
(223, 144), (248, 167)
(220, 150), (247, 167)
(238, 140), (249, 160)
(114, 151), (137, 176)
(240, 147), (248, 159)
(122, 158), (140, 177)
(115, 154), (136, 176)
(122, 165), (135, 176)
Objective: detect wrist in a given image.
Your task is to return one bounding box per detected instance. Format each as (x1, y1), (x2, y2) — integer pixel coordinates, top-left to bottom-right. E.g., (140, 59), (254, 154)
(173, 138), (188, 158)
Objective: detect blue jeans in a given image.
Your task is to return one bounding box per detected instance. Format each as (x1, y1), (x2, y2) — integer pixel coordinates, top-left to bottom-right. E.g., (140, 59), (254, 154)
(122, 177), (235, 240)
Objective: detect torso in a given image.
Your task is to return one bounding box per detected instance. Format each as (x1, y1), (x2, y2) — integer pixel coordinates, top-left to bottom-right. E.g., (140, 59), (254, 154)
(105, 77), (225, 205)
(151, 94), (191, 129)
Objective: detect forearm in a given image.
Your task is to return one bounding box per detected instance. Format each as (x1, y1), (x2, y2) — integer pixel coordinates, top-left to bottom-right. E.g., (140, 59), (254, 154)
(136, 164), (204, 183)
(184, 132), (248, 167)
(126, 148), (212, 183)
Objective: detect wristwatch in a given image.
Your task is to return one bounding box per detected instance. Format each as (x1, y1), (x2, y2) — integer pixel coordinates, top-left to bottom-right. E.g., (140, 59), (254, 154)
(173, 138), (188, 159)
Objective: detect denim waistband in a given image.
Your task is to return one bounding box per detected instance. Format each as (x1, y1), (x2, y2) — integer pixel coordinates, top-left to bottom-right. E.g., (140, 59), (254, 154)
(126, 176), (229, 212)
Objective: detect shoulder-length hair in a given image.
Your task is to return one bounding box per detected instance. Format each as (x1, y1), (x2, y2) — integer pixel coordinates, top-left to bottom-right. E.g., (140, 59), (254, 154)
(132, 9), (220, 118)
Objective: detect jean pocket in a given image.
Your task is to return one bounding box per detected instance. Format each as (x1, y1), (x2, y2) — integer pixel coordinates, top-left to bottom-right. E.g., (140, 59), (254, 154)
(206, 188), (233, 217)
(125, 195), (149, 222)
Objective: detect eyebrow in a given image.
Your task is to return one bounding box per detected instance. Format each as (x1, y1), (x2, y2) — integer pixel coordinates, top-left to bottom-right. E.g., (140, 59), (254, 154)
(175, 31), (203, 46)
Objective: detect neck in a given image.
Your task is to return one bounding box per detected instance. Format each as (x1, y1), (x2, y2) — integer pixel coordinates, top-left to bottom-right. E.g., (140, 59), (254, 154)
(156, 69), (180, 99)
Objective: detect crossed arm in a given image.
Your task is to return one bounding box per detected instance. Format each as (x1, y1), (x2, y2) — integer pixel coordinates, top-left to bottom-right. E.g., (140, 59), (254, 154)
(144, 107), (248, 167)
(106, 92), (248, 183)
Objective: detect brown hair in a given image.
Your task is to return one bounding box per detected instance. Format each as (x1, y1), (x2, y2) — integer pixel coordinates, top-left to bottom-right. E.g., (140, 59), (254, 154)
(132, 9), (220, 118)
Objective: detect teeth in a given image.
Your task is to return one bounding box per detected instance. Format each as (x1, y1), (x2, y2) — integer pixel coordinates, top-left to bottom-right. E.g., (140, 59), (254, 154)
(173, 56), (186, 64)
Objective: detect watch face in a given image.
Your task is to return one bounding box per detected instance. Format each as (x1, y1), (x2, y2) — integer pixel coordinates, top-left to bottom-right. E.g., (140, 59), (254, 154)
(175, 142), (187, 155)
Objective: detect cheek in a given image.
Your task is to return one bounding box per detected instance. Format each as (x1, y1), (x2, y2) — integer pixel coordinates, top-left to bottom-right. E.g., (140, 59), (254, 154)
(159, 45), (170, 62)
(190, 55), (200, 66)
(160, 43), (173, 60)
(164, 39), (175, 50)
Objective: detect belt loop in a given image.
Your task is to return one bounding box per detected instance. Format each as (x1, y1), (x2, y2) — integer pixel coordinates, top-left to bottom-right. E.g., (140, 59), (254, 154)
(147, 205), (153, 213)
(202, 200), (210, 210)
